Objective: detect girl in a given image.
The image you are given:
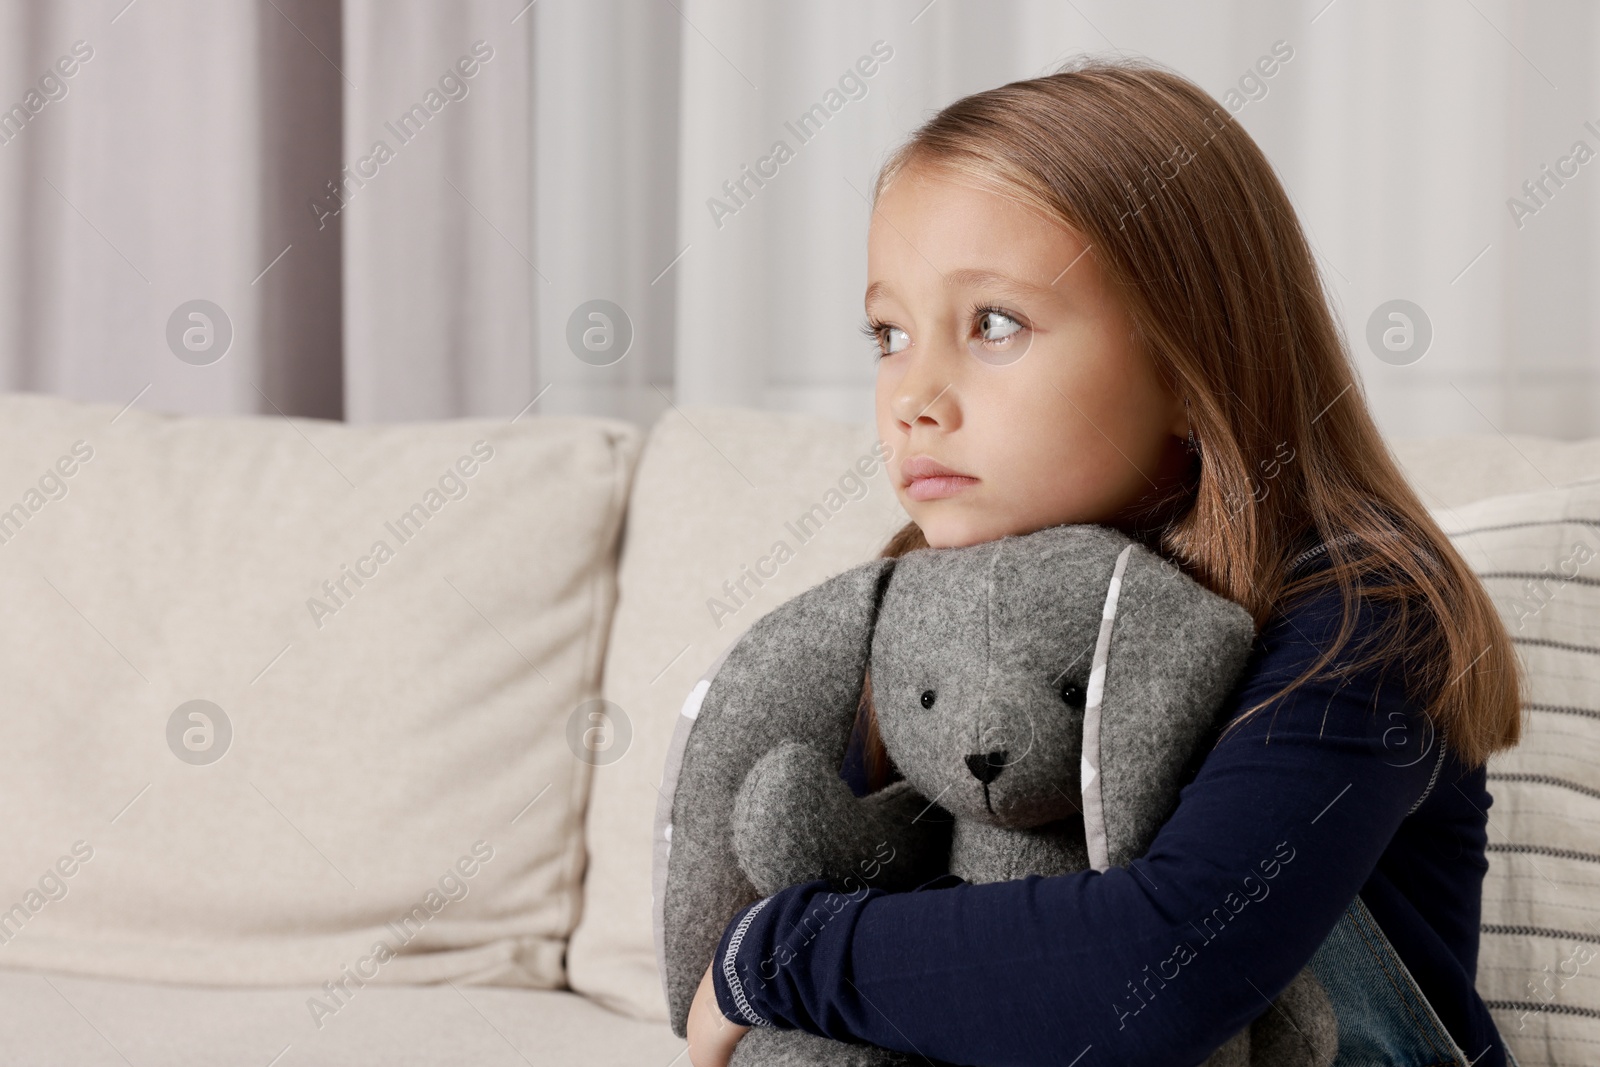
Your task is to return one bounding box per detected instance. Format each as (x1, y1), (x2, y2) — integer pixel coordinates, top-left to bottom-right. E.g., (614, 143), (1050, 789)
(686, 56), (1522, 1066)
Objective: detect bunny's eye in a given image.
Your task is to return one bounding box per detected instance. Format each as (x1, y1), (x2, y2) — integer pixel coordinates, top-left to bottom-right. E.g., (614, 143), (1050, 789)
(1060, 681), (1087, 709)
(920, 689), (937, 709)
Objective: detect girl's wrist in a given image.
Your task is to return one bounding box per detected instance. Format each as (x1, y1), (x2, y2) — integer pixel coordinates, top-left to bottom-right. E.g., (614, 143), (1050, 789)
(688, 962), (749, 1067)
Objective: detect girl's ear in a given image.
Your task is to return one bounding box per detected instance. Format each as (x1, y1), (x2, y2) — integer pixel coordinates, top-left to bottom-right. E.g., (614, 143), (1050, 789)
(1079, 543), (1257, 871)
(655, 555), (895, 1036)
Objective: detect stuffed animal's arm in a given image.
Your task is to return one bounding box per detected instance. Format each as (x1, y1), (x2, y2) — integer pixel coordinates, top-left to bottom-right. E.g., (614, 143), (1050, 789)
(731, 739), (951, 898)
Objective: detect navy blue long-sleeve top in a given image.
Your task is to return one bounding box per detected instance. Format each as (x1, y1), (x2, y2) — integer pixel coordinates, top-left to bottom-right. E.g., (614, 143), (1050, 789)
(710, 545), (1508, 1066)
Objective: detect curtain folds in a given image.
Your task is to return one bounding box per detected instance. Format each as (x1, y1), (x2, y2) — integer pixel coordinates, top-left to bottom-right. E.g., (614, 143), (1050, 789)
(0, 0), (342, 418)
(0, 1), (1592, 439)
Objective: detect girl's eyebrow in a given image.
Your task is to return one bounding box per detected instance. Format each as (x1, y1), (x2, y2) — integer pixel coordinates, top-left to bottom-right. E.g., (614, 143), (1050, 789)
(864, 268), (1058, 309)
(941, 267), (1058, 296)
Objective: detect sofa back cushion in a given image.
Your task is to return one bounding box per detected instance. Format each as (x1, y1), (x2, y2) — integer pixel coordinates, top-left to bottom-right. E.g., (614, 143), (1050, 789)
(0, 393), (637, 990)
(1389, 434), (1600, 510)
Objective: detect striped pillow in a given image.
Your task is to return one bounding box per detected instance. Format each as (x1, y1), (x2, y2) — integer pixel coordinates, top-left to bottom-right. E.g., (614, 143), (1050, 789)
(1434, 478), (1600, 1067)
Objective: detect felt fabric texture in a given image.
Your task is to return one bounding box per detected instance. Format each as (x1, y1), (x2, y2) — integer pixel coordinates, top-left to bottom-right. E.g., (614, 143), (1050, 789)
(948, 816), (1087, 883)
(659, 521), (1336, 1063)
(1193, 972), (1337, 1067)
(869, 525), (1258, 875)
(731, 1028), (918, 1067)
(659, 556), (895, 1034)
(1260, 969), (1341, 1061)
(869, 526), (1118, 834)
(732, 740), (949, 897)
(1094, 531), (1261, 868)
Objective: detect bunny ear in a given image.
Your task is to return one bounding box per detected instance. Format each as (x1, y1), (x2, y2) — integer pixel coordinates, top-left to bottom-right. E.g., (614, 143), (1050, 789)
(1080, 543), (1257, 871)
(654, 556), (895, 1035)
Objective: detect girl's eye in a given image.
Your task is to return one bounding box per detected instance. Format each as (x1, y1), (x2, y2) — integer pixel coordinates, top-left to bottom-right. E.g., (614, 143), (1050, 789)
(920, 689), (936, 709)
(972, 308), (1024, 347)
(976, 308), (1023, 343)
(859, 318), (910, 360)
(970, 306), (1030, 365)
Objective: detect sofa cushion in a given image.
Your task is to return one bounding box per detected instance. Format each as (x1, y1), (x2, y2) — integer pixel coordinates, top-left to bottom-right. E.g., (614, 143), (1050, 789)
(566, 406), (909, 1018)
(1433, 479), (1600, 1067)
(0, 393), (637, 989)
(0, 966), (682, 1065)
(1390, 434), (1600, 509)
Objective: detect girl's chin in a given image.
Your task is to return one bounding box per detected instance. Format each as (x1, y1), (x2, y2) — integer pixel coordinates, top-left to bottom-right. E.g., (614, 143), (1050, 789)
(917, 522), (996, 551)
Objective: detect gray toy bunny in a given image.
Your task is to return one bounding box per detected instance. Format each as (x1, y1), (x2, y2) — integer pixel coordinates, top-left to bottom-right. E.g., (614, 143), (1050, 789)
(654, 523), (1337, 1066)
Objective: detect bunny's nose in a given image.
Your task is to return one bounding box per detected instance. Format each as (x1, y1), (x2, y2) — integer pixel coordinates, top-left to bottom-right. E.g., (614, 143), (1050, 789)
(965, 750), (1008, 785)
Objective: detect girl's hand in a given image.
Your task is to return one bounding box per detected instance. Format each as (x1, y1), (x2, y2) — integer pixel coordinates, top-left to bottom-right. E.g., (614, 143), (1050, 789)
(686, 959), (750, 1067)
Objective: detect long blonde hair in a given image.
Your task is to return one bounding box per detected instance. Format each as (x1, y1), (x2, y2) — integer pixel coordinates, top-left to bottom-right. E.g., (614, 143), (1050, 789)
(854, 56), (1520, 789)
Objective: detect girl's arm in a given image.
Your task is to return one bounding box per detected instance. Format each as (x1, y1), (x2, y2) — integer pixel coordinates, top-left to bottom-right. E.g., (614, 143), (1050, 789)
(709, 582), (1446, 1065)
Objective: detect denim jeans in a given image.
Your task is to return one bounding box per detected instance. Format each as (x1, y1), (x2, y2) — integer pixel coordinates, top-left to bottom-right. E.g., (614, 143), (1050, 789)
(1308, 894), (1518, 1067)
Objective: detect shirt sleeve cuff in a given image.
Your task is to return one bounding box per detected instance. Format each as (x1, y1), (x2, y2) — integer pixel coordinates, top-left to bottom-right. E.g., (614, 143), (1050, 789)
(710, 876), (905, 1033)
(711, 892), (784, 1028)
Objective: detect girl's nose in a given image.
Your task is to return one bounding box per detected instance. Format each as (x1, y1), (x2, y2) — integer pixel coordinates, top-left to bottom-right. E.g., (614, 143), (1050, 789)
(893, 377), (957, 431)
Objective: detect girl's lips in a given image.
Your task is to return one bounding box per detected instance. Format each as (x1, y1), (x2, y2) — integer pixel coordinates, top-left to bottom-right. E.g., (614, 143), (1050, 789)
(906, 474), (979, 501)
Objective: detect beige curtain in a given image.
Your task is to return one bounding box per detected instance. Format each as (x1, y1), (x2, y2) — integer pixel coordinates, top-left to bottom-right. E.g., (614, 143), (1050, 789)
(0, 1), (1594, 439)
(340, 0), (681, 426)
(0, 0), (341, 418)
(664, 0), (1600, 438)
(340, 0), (533, 422)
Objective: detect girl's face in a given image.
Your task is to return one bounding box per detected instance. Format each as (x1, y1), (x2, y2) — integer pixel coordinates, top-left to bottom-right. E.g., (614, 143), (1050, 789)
(867, 164), (1191, 549)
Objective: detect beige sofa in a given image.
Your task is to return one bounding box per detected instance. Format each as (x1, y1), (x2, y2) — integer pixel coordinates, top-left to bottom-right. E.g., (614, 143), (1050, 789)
(0, 392), (1594, 1066)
